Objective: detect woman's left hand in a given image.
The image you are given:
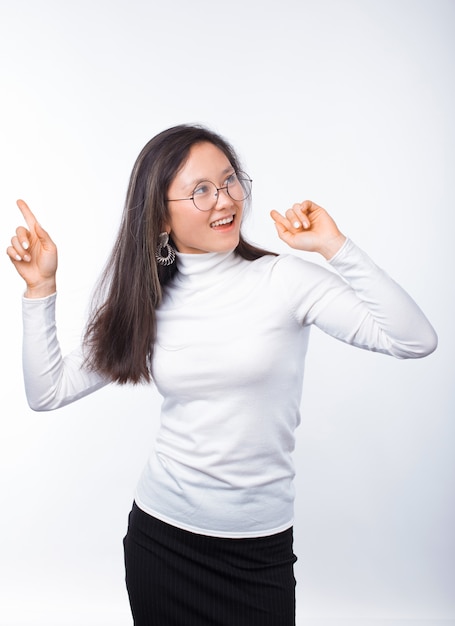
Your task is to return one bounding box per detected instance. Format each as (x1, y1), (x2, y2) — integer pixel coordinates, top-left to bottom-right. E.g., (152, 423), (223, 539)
(270, 200), (347, 260)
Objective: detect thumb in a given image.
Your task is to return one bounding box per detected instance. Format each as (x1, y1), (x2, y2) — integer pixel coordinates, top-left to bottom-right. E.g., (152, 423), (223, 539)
(34, 221), (47, 238)
(34, 221), (56, 250)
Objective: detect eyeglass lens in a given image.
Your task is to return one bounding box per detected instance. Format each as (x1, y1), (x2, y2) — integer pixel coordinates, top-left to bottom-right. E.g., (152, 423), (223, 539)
(192, 172), (252, 211)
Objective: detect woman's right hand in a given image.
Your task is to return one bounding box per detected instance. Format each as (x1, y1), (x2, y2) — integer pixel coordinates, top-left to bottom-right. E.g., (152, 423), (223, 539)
(6, 199), (58, 298)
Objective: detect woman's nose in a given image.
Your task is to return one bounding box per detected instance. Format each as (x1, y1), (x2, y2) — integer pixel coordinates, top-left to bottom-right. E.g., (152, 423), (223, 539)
(214, 186), (234, 208)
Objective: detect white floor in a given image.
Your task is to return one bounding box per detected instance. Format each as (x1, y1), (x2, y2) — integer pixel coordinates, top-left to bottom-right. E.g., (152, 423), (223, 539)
(300, 621), (455, 626)
(1, 609), (454, 626)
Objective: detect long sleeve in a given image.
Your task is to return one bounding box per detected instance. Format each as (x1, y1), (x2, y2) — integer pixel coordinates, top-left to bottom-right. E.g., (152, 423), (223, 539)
(278, 239), (438, 358)
(22, 293), (109, 411)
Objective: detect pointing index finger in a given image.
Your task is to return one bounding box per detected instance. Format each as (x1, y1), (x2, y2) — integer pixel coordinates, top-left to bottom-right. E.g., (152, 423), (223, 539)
(270, 209), (286, 224)
(16, 199), (38, 231)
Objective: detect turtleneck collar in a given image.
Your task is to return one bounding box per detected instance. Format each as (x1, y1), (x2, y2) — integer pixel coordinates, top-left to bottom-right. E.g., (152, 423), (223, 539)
(172, 249), (245, 290)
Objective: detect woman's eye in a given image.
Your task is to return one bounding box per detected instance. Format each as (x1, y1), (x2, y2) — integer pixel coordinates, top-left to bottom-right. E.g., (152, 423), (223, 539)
(193, 184), (210, 196)
(226, 173), (238, 186)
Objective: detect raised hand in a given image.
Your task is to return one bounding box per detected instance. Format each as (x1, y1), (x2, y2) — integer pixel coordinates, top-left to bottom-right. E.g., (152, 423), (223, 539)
(270, 200), (347, 260)
(6, 199), (58, 298)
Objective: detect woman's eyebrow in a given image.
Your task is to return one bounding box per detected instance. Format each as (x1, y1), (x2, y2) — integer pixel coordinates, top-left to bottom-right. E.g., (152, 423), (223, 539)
(186, 166), (235, 189)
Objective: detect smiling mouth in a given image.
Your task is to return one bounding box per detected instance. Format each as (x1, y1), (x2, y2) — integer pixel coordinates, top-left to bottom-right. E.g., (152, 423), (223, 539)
(210, 215), (235, 228)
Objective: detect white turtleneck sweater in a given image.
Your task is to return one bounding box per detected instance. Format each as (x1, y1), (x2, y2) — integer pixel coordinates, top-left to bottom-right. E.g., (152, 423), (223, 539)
(21, 239), (437, 537)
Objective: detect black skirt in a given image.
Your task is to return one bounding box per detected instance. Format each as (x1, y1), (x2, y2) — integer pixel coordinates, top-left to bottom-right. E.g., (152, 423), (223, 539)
(123, 502), (297, 626)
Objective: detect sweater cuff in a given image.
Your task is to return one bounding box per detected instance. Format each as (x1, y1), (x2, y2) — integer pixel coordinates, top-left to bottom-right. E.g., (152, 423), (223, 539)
(326, 237), (352, 264)
(22, 291), (57, 302)
(22, 292), (58, 335)
(327, 238), (379, 276)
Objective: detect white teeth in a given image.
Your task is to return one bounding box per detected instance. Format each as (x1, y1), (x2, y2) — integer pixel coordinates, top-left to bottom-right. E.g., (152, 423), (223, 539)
(210, 216), (234, 228)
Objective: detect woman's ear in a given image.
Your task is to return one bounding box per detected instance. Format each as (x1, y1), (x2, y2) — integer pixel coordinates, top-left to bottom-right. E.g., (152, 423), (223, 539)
(160, 222), (171, 235)
(162, 209), (172, 233)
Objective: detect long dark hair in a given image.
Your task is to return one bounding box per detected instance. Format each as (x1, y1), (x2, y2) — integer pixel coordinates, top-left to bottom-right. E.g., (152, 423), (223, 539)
(84, 124), (274, 384)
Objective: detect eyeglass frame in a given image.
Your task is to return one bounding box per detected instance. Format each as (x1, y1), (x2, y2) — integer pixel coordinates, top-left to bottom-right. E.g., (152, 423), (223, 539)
(167, 170), (253, 212)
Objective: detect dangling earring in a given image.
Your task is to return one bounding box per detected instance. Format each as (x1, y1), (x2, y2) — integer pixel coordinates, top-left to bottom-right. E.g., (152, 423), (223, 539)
(155, 232), (176, 266)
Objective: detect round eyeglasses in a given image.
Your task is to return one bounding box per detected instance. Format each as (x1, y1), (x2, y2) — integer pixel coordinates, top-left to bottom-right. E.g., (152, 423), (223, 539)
(168, 171), (252, 212)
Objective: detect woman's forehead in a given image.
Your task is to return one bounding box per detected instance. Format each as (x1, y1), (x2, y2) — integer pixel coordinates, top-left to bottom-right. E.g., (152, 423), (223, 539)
(173, 142), (233, 188)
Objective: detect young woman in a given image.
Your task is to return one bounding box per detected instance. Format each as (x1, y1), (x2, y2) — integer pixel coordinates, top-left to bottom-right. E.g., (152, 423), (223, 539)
(7, 124), (437, 625)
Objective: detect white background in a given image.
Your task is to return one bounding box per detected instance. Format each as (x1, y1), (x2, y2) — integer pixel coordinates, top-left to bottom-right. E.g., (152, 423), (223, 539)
(0, 0), (453, 625)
